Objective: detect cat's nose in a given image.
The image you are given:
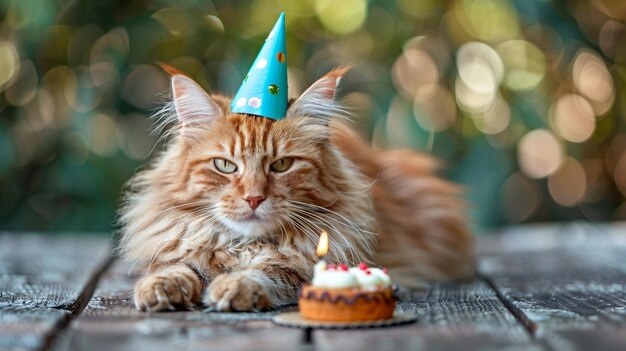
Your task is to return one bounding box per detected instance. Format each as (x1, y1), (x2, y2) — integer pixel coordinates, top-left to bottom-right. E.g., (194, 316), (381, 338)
(244, 195), (266, 210)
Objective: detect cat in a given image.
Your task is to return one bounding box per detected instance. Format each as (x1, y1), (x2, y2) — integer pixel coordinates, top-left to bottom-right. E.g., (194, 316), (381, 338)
(117, 64), (474, 312)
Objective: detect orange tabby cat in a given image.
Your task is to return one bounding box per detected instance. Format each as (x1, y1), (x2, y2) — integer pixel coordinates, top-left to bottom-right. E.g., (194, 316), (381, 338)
(118, 65), (473, 312)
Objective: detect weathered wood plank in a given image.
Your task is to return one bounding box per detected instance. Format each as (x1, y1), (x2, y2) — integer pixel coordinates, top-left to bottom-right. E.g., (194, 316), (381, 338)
(54, 259), (305, 351)
(479, 222), (626, 351)
(547, 328), (626, 351)
(8, 222), (625, 351)
(0, 307), (70, 351)
(0, 233), (112, 309)
(62, 245), (550, 350)
(316, 280), (546, 351)
(0, 233), (112, 351)
(479, 222), (626, 255)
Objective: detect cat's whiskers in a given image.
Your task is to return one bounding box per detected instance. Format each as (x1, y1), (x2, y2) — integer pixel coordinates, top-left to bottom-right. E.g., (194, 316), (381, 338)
(288, 203), (377, 259)
(290, 209), (361, 260)
(289, 200), (377, 236)
(287, 211), (352, 263)
(289, 210), (361, 263)
(287, 201), (376, 258)
(283, 214), (318, 244)
(275, 214), (291, 240)
(338, 173), (380, 195)
(296, 208), (374, 260)
(275, 213), (317, 259)
(281, 214), (328, 258)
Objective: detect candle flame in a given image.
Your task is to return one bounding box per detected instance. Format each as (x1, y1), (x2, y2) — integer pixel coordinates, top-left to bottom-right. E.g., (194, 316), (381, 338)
(316, 230), (329, 257)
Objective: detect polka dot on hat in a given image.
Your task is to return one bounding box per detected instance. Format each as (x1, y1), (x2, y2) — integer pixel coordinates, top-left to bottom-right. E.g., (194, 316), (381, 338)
(235, 97), (247, 107)
(229, 12), (287, 120)
(276, 52), (285, 63)
(268, 84), (279, 95)
(248, 97), (262, 108)
(256, 58), (268, 69)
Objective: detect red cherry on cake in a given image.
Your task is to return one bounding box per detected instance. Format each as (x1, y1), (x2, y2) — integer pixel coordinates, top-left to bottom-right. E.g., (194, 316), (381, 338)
(382, 267), (389, 274)
(358, 262), (368, 270)
(338, 264), (348, 271)
(365, 269), (372, 275)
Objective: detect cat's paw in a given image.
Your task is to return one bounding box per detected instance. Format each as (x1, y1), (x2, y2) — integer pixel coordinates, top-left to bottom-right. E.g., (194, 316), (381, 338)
(203, 273), (271, 312)
(134, 271), (197, 312)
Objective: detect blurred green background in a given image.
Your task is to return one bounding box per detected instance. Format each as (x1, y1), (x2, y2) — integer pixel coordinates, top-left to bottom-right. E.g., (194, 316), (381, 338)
(1, 0), (625, 233)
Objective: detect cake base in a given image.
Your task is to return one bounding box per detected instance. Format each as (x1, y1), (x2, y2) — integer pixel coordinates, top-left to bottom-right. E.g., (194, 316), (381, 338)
(273, 311), (417, 329)
(298, 285), (396, 322)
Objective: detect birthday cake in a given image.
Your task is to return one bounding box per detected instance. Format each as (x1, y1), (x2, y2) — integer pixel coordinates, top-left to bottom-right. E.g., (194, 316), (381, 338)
(298, 262), (396, 322)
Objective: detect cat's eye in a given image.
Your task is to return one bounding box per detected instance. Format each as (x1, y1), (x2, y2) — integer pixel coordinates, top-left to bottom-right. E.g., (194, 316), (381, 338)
(214, 158), (238, 174)
(270, 157), (294, 173)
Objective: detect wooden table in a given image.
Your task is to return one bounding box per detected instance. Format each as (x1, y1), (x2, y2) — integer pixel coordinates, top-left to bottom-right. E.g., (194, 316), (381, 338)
(2, 222), (626, 351)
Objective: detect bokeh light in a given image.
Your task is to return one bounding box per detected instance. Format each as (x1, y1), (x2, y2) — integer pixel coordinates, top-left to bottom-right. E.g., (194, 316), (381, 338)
(548, 157), (587, 207)
(2, 0), (626, 232)
(392, 49), (439, 100)
(6, 60), (38, 106)
(614, 152), (626, 197)
(456, 42), (503, 94)
(501, 172), (540, 223)
(413, 84), (457, 132)
(316, 0), (367, 35)
(470, 95), (511, 135)
(497, 40), (546, 92)
(452, 0), (521, 43)
(572, 50), (614, 115)
(518, 129), (563, 179)
(550, 94), (596, 143)
(89, 112), (120, 157)
(0, 42), (19, 88)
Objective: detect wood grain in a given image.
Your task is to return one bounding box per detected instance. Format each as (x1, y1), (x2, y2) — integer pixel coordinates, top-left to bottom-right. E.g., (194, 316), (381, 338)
(316, 280), (546, 351)
(0, 307), (70, 351)
(0, 233), (112, 351)
(54, 259), (305, 351)
(479, 222), (626, 351)
(6, 222), (626, 351)
(0, 233), (112, 309)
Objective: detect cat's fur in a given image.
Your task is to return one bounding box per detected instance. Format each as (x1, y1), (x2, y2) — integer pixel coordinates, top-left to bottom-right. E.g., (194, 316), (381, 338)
(118, 65), (474, 312)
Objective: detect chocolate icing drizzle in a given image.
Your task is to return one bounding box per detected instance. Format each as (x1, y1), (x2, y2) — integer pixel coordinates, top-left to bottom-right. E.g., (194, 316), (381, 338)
(298, 284), (398, 305)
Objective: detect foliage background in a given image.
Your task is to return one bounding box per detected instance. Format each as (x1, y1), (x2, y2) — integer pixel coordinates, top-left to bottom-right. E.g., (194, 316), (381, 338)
(1, 0), (625, 233)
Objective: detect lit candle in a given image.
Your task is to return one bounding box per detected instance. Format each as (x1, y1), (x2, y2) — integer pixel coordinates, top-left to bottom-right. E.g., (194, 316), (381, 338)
(314, 230), (329, 275)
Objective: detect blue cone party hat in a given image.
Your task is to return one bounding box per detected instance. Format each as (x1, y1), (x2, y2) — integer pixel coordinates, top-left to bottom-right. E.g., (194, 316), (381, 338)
(231, 13), (288, 120)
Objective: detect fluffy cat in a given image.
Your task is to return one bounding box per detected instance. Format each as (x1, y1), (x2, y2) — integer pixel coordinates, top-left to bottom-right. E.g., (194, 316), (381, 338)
(118, 65), (474, 312)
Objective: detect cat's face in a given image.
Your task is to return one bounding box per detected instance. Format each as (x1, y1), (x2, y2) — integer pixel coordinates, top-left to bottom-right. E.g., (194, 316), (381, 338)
(182, 113), (332, 238)
(164, 66), (349, 238)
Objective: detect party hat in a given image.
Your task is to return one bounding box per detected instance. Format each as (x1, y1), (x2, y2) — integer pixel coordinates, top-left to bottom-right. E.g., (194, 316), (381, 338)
(231, 13), (288, 120)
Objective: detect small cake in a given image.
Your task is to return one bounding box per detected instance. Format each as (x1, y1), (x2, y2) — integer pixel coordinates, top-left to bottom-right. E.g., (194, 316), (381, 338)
(298, 262), (396, 322)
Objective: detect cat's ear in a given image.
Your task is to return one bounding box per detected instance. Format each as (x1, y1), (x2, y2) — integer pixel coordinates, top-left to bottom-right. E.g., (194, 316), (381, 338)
(161, 63), (222, 125)
(286, 66), (351, 122)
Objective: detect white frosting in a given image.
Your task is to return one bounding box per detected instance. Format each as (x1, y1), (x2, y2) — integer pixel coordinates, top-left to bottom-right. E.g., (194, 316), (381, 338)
(369, 268), (392, 286)
(314, 261), (327, 275)
(312, 270), (359, 288)
(311, 261), (391, 290)
(349, 268), (385, 290)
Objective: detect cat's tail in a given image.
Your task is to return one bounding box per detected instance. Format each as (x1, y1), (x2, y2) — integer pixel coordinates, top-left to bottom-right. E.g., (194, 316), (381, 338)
(332, 125), (474, 285)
